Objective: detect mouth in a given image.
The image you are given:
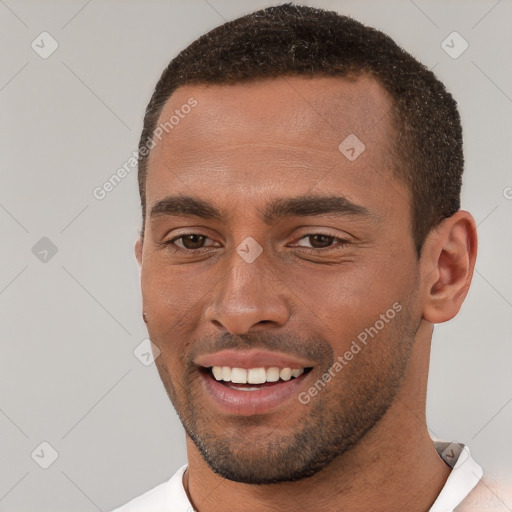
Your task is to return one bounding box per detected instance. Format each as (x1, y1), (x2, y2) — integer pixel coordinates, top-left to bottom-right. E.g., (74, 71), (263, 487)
(202, 365), (313, 391)
(197, 360), (314, 415)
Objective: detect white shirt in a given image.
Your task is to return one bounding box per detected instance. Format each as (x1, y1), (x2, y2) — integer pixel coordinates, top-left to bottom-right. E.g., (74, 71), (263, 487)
(110, 441), (485, 512)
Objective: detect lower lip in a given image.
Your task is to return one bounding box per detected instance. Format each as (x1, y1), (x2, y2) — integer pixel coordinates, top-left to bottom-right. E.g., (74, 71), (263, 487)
(200, 371), (310, 415)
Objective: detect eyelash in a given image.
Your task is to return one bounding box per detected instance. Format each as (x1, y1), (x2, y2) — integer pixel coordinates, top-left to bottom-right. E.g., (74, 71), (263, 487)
(163, 233), (350, 253)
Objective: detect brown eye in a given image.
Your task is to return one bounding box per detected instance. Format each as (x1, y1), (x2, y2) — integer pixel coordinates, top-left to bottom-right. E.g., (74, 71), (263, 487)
(307, 234), (335, 248)
(179, 234), (207, 250)
(293, 233), (350, 251)
(164, 233), (220, 253)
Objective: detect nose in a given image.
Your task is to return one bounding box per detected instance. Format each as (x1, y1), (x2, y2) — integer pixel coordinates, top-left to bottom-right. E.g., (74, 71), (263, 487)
(204, 242), (290, 335)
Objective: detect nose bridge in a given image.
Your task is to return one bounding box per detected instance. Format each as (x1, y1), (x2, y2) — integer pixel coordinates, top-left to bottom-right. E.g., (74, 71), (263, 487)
(205, 237), (290, 334)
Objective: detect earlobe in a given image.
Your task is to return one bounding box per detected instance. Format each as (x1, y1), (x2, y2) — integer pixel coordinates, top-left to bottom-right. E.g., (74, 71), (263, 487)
(421, 210), (477, 324)
(135, 238), (143, 265)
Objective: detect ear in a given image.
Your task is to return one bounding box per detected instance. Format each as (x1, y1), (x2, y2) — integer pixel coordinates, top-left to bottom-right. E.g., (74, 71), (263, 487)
(420, 210), (478, 324)
(134, 237), (143, 265)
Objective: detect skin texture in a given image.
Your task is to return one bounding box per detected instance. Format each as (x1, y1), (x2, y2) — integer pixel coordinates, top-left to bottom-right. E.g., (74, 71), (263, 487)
(135, 76), (478, 512)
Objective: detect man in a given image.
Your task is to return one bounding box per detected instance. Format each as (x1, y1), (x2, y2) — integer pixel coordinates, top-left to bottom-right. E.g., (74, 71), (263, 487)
(112, 4), (506, 511)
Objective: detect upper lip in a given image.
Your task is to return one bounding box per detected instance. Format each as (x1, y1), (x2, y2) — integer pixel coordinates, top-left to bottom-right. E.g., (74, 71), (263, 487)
(194, 349), (315, 369)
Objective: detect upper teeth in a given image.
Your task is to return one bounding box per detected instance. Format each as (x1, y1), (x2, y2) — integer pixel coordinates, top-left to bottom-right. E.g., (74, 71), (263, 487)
(211, 366), (305, 384)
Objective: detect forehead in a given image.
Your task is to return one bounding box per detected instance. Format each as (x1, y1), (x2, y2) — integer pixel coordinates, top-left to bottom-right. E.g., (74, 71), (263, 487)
(145, 75), (405, 217)
(152, 74), (393, 153)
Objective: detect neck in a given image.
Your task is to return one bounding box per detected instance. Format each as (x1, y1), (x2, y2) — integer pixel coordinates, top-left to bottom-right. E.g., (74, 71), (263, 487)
(184, 321), (450, 512)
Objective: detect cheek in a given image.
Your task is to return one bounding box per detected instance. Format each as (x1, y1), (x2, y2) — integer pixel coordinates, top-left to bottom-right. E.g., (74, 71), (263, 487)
(140, 257), (210, 318)
(140, 267), (205, 369)
(281, 256), (416, 348)
(289, 256), (405, 307)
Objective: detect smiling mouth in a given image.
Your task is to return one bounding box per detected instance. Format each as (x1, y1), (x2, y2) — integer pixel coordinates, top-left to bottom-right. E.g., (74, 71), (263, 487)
(202, 365), (314, 391)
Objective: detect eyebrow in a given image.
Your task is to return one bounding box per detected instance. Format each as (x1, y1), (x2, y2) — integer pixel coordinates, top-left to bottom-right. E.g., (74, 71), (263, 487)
(149, 194), (371, 224)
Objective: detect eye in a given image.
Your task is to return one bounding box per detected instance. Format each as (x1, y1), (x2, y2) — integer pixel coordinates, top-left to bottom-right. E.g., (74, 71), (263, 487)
(165, 234), (219, 251)
(163, 232), (349, 253)
(293, 233), (349, 250)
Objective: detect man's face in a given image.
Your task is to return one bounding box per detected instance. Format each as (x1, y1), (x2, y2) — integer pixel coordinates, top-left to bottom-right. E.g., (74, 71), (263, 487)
(137, 76), (424, 483)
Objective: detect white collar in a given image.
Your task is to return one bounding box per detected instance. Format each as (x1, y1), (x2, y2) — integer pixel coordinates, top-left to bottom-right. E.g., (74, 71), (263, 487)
(429, 441), (483, 512)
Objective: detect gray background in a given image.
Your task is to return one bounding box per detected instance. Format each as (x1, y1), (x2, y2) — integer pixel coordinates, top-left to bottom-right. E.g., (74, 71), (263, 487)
(1, 0), (511, 510)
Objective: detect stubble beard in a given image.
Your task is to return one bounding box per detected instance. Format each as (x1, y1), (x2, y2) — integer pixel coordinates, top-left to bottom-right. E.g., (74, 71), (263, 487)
(154, 307), (418, 484)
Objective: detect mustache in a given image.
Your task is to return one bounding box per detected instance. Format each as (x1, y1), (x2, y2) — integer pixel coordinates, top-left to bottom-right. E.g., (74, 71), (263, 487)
(186, 331), (334, 366)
